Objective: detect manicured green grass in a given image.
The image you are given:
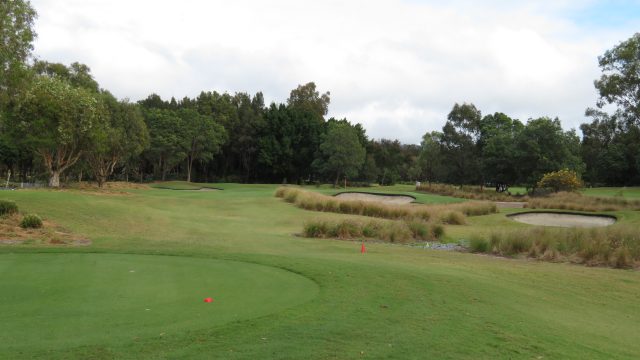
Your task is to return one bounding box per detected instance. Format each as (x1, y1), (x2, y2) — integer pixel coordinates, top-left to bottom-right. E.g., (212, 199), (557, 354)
(0, 253), (316, 354)
(583, 187), (640, 199)
(0, 183), (639, 359)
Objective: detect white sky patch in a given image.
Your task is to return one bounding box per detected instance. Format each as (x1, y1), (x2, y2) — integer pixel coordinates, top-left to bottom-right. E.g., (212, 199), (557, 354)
(30, 0), (640, 143)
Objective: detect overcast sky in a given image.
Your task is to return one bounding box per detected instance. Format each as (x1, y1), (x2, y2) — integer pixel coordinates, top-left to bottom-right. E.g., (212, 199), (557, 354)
(30, 0), (640, 144)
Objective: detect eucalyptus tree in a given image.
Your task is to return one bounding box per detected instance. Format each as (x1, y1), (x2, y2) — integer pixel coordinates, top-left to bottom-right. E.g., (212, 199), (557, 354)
(86, 93), (149, 187)
(0, 0), (37, 102)
(313, 121), (365, 187)
(10, 75), (102, 187)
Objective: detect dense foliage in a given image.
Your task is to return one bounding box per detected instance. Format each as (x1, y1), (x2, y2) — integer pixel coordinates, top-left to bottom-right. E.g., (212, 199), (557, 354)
(0, 3), (638, 188)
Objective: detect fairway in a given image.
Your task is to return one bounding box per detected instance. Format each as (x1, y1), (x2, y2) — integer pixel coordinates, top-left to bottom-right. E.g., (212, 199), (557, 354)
(0, 184), (639, 359)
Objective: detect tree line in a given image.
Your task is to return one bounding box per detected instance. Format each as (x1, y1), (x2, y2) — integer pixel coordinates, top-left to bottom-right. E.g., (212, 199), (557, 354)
(1, 1), (639, 188)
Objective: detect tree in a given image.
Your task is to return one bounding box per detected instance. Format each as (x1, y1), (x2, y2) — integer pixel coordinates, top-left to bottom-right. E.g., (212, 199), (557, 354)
(369, 139), (404, 185)
(0, 0), (37, 102)
(514, 117), (584, 190)
(480, 112), (523, 187)
(32, 60), (100, 93)
(178, 108), (226, 182)
(313, 122), (365, 187)
(86, 94), (149, 187)
(287, 82), (330, 117)
(417, 131), (444, 184)
(581, 33), (640, 186)
(593, 33), (640, 125)
(10, 75), (101, 187)
(439, 103), (483, 185)
(142, 108), (186, 181)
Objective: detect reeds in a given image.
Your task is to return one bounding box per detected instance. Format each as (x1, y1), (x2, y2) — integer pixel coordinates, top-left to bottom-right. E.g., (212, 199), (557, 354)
(526, 191), (640, 212)
(275, 187), (497, 224)
(302, 219), (445, 244)
(469, 225), (640, 268)
(415, 183), (524, 201)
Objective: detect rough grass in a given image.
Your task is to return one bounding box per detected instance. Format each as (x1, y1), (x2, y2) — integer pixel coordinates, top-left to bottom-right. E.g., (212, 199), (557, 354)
(0, 212), (88, 245)
(302, 218), (444, 243)
(276, 186), (496, 224)
(527, 191), (640, 212)
(416, 183), (527, 201)
(470, 225), (640, 268)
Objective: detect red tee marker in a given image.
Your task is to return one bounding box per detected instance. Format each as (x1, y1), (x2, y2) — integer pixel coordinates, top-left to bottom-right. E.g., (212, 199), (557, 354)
(204, 297), (213, 303)
(361, 242), (366, 253)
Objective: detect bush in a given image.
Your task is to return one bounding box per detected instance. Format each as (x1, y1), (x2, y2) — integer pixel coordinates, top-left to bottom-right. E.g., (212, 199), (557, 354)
(537, 169), (582, 193)
(20, 214), (43, 229)
(0, 200), (18, 216)
(469, 236), (489, 253)
(431, 224), (445, 239)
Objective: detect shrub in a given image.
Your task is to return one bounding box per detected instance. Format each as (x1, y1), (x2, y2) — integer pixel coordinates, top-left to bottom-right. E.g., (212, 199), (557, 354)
(441, 211), (465, 225)
(407, 220), (430, 240)
(20, 214), (43, 229)
(431, 224), (445, 239)
(303, 221), (330, 237)
(537, 169), (582, 193)
(469, 236), (489, 253)
(0, 200), (18, 216)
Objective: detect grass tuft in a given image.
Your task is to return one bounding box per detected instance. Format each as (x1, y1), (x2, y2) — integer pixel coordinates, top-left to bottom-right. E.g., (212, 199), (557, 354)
(0, 200), (18, 216)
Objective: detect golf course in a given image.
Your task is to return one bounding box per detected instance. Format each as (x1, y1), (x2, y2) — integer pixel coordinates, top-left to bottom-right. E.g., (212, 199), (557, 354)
(1, 183), (639, 359)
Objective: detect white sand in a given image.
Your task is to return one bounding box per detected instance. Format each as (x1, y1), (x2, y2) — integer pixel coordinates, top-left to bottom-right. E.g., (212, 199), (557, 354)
(510, 212), (615, 228)
(335, 192), (415, 204)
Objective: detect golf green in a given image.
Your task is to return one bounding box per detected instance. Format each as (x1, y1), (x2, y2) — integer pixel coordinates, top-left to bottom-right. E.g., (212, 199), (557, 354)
(0, 253), (318, 353)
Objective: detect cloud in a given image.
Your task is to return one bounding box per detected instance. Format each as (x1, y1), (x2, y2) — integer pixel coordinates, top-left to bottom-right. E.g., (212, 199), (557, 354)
(30, 0), (640, 143)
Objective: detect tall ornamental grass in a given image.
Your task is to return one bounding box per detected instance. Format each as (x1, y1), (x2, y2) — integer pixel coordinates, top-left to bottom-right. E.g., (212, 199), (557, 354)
(276, 187), (497, 224)
(302, 219), (445, 244)
(469, 225), (640, 269)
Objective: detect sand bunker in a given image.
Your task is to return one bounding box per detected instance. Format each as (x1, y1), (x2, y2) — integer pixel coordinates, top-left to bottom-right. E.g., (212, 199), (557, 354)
(509, 212), (616, 228)
(335, 192), (415, 204)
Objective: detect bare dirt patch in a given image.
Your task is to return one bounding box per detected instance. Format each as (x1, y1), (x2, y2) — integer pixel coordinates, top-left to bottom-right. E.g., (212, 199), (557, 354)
(334, 192), (415, 204)
(509, 212), (616, 228)
(0, 214), (90, 246)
